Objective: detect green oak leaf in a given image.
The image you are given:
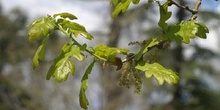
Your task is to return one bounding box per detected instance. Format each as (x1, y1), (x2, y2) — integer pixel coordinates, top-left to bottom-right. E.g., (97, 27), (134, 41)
(27, 16), (56, 42)
(176, 20), (198, 43)
(32, 36), (49, 69)
(79, 60), (95, 110)
(53, 12), (77, 20)
(93, 44), (128, 62)
(165, 25), (182, 43)
(134, 38), (159, 61)
(158, 1), (172, 29)
(165, 20), (209, 44)
(58, 20), (93, 40)
(112, 0), (131, 18)
(111, 0), (119, 6)
(135, 62), (179, 85)
(132, 0), (140, 4)
(46, 43), (84, 82)
(195, 22), (209, 39)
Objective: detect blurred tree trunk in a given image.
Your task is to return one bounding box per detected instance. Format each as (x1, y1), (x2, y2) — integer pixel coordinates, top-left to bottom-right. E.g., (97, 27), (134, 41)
(100, 7), (131, 110)
(170, 0), (186, 109)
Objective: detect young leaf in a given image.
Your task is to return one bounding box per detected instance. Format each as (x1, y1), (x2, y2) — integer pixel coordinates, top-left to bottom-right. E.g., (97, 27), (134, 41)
(165, 20), (209, 44)
(134, 38), (159, 61)
(46, 43), (84, 82)
(165, 25), (182, 43)
(158, 1), (172, 29)
(132, 0), (140, 4)
(111, 0), (119, 6)
(112, 0), (131, 18)
(195, 22), (209, 39)
(58, 20), (93, 40)
(93, 44), (128, 62)
(32, 36), (49, 69)
(79, 60), (95, 110)
(135, 62), (179, 85)
(27, 16), (56, 42)
(53, 12), (77, 20)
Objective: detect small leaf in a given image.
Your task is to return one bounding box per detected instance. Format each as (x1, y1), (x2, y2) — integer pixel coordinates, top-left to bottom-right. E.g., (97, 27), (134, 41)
(195, 22), (209, 39)
(53, 12), (77, 20)
(46, 43), (84, 82)
(80, 43), (87, 51)
(47, 55), (75, 82)
(69, 47), (85, 61)
(111, 0), (119, 6)
(58, 20), (93, 40)
(132, 0), (140, 4)
(165, 25), (182, 43)
(32, 36), (49, 69)
(27, 16), (56, 42)
(112, 0), (131, 18)
(94, 44), (128, 62)
(158, 1), (172, 29)
(136, 62), (179, 85)
(165, 20), (209, 44)
(79, 60), (95, 110)
(134, 38), (159, 61)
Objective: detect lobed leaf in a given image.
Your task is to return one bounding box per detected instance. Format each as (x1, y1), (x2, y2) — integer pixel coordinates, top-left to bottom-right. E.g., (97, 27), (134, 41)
(134, 38), (159, 61)
(53, 12), (77, 20)
(195, 22), (209, 39)
(46, 43), (84, 82)
(79, 60), (95, 110)
(32, 36), (49, 69)
(158, 1), (172, 29)
(112, 0), (131, 18)
(165, 20), (209, 44)
(135, 62), (179, 85)
(27, 16), (56, 42)
(132, 0), (140, 4)
(58, 20), (93, 40)
(111, 0), (119, 6)
(93, 44), (129, 62)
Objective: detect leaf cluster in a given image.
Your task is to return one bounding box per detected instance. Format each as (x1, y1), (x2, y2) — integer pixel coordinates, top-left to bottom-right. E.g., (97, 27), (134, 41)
(27, 0), (211, 109)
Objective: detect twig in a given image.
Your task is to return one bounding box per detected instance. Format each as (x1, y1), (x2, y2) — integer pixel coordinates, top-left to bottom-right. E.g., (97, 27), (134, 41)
(169, 0), (195, 14)
(191, 0), (202, 20)
(169, 0), (202, 20)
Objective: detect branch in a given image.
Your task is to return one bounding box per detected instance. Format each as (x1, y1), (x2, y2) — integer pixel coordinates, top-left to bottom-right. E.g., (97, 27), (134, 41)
(191, 0), (202, 20)
(169, 0), (203, 20)
(122, 40), (170, 63)
(169, 0), (195, 14)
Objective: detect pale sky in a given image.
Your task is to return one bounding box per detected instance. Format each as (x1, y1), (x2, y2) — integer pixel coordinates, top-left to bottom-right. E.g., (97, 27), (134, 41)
(1, 0), (220, 52)
(1, 0), (110, 31)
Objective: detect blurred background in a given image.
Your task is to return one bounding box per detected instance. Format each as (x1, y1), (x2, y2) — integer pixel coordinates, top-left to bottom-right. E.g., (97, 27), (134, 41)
(0, 0), (220, 110)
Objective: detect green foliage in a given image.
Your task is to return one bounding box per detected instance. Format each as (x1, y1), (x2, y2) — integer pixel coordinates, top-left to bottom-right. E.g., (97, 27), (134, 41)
(27, 1), (211, 109)
(111, 0), (131, 18)
(46, 43), (84, 82)
(165, 20), (209, 44)
(136, 62), (179, 85)
(93, 44), (128, 62)
(79, 60), (95, 110)
(58, 20), (93, 40)
(134, 38), (159, 61)
(53, 12), (78, 20)
(158, 1), (172, 29)
(27, 16), (56, 42)
(32, 36), (49, 69)
(111, 0), (140, 18)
